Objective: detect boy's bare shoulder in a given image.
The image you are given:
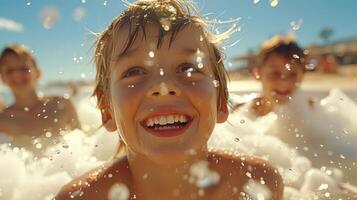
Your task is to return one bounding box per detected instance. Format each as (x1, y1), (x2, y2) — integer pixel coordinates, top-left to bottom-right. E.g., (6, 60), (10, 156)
(208, 150), (283, 199)
(55, 156), (132, 200)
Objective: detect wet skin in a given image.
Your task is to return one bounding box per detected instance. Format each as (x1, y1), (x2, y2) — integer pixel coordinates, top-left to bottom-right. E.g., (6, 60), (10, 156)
(252, 53), (304, 116)
(56, 24), (283, 200)
(0, 52), (80, 152)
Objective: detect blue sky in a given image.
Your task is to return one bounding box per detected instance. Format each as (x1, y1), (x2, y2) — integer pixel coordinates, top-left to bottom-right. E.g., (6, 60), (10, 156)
(1, 0), (357, 84)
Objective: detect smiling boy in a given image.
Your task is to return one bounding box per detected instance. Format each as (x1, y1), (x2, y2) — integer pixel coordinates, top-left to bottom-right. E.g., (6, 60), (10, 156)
(55, 1), (283, 199)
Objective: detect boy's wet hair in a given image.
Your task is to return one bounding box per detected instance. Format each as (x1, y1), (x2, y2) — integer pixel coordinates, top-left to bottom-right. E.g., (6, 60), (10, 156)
(0, 44), (38, 71)
(93, 0), (232, 116)
(257, 35), (306, 70)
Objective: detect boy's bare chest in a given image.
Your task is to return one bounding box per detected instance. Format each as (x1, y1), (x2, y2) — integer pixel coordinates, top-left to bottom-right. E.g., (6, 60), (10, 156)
(4, 103), (67, 137)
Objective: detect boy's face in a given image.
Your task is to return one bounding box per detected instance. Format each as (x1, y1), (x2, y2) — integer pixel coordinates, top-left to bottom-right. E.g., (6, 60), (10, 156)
(0, 52), (40, 92)
(258, 53), (304, 104)
(104, 24), (227, 163)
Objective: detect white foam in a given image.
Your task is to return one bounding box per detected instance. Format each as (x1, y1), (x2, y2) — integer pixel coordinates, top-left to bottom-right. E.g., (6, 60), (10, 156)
(0, 88), (356, 199)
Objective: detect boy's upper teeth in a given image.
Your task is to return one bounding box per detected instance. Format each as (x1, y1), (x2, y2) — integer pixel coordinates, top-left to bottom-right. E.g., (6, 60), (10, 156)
(146, 115), (188, 127)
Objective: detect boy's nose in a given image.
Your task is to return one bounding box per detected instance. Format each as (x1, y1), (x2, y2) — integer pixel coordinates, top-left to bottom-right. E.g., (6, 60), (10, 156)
(146, 81), (181, 97)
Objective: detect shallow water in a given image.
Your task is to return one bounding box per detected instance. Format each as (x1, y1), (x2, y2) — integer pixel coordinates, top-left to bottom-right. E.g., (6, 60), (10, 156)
(0, 87), (356, 199)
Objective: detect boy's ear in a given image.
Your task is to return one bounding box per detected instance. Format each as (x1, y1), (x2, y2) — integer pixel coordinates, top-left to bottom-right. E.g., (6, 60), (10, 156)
(35, 67), (42, 79)
(252, 67), (261, 80)
(98, 97), (117, 132)
(217, 103), (228, 123)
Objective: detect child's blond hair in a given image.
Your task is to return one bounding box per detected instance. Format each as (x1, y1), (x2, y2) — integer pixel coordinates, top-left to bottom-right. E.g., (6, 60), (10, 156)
(257, 35), (306, 70)
(0, 44), (38, 70)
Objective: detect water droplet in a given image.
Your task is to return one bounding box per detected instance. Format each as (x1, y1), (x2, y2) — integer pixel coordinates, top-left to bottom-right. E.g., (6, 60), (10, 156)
(234, 138), (240, 142)
(58, 71), (63, 75)
(63, 93), (70, 99)
(199, 35), (204, 42)
(160, 18), (171, 31)
(24, 107), (29, 112)
(290, 19), (303, 31)
(212, 80), (219, 87)
(62, 144), (69, 149)
(81, 73), (86, 78)
(189, 160), (220, 188)
(285, 63), (291, 71)
(41, 6), (60, 29)
(108, 173), (113, 178)
(159, 68), (164, 76)
(26, 2), (31, 6)
(35, 143), (42, 149)
(187, 72), (192, 77)
(82, 0), (86, 3)
(128, 85), (135, 88)
(196, 56), (202, 63)
(45, 132), (52, 138)
(73, 7), (86, 22)
(292, 54), (300, 59)
(149, 51), (155, 58)
(270, 0), (279, 7)
(318, 183), (329, 190)
(324, 192), (330, 197)
(103, 1), (107, 6)
(305, 63), (316, 71)
(240, 119), (245, 124)
(107, 183), (130, 200)
(253, 0), (260, 4)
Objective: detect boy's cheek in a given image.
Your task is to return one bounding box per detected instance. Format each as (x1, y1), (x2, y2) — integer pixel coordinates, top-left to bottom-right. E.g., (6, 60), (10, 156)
(110, 81), (147, 104)
(183, 78), (218, 118)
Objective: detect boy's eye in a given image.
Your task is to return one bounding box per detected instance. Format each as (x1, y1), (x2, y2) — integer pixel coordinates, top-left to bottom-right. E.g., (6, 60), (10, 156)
(122, 67), (146, 78)
(177, 63), (199, 74)
(5, 66), (31, 75)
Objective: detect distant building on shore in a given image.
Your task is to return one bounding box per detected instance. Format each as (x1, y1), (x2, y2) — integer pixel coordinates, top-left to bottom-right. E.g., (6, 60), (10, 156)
(230, 36), (357, 75)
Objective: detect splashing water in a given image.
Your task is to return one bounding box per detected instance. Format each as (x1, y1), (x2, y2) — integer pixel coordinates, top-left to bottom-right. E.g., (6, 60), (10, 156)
(189, 160), (220, 188)
(1, 88), (357, 199)
(149, 51), (155, 58)
(290, 19), (303, 31)
(73, 7), (86, 22)
(160, 18), (171, 31)
(243, 179), (272, 200)
(159, 68), (164, 76)
(270, 0), (279, 7)
(107, 183), (130, 200)
(212, 80), (219, 87)
(41, 6), (60, 29)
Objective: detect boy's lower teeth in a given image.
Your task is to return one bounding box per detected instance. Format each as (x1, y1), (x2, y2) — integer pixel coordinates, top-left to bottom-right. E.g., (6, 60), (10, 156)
(154, 125), (181, 130)
(149, 122), (187, 130)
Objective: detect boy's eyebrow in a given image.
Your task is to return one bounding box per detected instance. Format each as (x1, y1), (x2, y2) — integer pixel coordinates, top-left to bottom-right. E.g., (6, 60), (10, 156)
(180, 48), (198, 55)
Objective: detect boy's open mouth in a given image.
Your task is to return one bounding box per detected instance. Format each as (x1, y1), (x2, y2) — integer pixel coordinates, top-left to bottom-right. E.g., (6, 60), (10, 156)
(274, 90), (291, 96)
(141, 114), (193, 137)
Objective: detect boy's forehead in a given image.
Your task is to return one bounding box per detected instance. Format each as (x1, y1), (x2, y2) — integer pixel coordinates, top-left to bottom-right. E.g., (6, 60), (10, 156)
(264, 53), (303, 70)
(114, 23), (208, 57)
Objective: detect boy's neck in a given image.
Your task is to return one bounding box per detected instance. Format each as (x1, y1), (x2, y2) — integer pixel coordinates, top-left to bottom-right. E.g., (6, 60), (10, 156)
(13, 89), (41, 108)
(127, 148), (209, 198)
